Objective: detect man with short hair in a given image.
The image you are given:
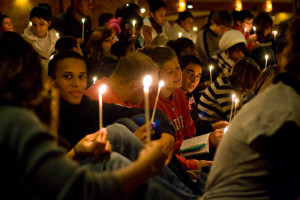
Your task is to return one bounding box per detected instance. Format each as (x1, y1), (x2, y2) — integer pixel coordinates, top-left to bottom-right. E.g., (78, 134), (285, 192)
(53, 0), (93, 43)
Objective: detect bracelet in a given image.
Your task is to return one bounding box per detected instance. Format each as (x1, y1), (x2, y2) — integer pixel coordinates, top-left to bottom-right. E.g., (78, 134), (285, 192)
(73, 146), (84, 159)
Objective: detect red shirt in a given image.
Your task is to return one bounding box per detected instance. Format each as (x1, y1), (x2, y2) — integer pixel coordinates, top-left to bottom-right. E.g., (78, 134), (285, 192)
(232, 24), (253, 50)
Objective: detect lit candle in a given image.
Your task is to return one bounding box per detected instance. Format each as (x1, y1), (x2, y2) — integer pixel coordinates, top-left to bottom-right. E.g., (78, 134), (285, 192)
(209, 65), (213, 82)
(140, 8), (146, 14)
(265, 54), (269, 69)
(151, 81), (164, 123)
(229, 93), (236, 123)
(93, 77), (97, 84)
(82, 18), (85, 40)
(132, 20), (136, 36)
(56, 33), (60, 38)
(178, 32), (182, 38)
(253, 26), (256, 34)
(234, 98), (239, 116)
(273, 30), (277, 40)
(98, 85), (107, 130)
(29, 21), (32, 27)
(193, 26), (198, 32)
(143, 75), (152, 143)
(244, 27), (247, 33)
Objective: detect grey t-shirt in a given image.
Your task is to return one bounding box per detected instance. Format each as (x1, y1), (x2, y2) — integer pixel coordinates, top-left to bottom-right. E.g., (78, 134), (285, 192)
(201, 81), (300, 200)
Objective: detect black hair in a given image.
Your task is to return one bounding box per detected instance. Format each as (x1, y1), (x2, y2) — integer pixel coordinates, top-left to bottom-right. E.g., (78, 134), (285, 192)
(30, 3), (52, 21)
(48, 50), (85, 78)
(180, 55), (203, 70)
(120, 12), (143, 31)
(276, 36), (288, 57)
(110, 39), (133, 59)
(55, 36), (78, 52)
(115, 3), (140, 18)
(254, 13), (273, 42)
(0, 13), (9, 24)
(166, 37), (195, 58)
(227, 42), (245, 52)
(211, 10), (232, 28)
(149, 1), (167, 13)
(98, 13), (114, 27)
(233, 10), (253, 24)
(176, 11), (194, 24)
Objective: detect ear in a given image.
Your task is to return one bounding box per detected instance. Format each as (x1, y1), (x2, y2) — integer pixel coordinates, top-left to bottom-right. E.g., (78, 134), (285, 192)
(48, 20), (52, 27)
(237, 20), (242, 27)
(48, 76), (55, 87)
(130, 80), (142, 91)
(150, 11), (155, 18)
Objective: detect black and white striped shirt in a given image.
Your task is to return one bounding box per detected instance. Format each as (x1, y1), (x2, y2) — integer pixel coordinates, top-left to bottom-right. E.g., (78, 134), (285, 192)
(197, 77), (247, 122)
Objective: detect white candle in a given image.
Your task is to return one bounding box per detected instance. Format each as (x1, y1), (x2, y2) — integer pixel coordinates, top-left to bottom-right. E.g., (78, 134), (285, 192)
(265, 54), (269, 69)
(234, 98), (239, 116)
(151, 81), (164, 123)
(178, 32), (182, 38)
(98, 85), (107, 130)
(93, 77), (97, 84)
(253, 26), (256, 34)
(229, 93), (236, 123)
(82, 18), (85, 40)
(143, 75), (152, 143)
(132, 20), (136, 36)
(209, 65), (213, 82)
(273, 30), (277, 40)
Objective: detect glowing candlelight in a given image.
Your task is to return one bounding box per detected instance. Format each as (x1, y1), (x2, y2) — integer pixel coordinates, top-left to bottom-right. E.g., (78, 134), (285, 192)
(244, 27), (247, 33)
(132, 20), (136, 36)
(29, 21), (32, 27)
(224, 126), (228, 134)
(234, 98), (239, 116)
(143, 75), (152, 143)
(98, 85), (107, 130)
(265, 54), (269, 69)
(209, 65), (213, 82)
(273, 30), (277, 40)
(140, 8), (146, 14)
(56, 33), (60, 38)
(82, 18), (85, 40)
(193, 26), (198, 32)
(178, 32), (182, 38)
(229, 93), (236, 123)
(253, 26), (256, 34)
(93, 77), (97, 84)
(151, 81), (164, 123)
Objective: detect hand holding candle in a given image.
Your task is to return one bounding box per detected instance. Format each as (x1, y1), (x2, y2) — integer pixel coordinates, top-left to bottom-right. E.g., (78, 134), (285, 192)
(209, 65), (213, 82)
(98, 84), (107, 130)
(82, 18), (85, 40)
(151, 81), (164, 123)
(143, 75), (152, 143)
(132, 20), (136, 36)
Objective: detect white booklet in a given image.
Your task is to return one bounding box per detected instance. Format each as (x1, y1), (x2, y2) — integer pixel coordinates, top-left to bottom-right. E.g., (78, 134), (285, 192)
(179, 133), (210, 157)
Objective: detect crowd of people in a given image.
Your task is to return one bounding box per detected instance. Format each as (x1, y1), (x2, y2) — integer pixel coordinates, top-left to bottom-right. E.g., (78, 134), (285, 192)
(1, 0), (299, 199)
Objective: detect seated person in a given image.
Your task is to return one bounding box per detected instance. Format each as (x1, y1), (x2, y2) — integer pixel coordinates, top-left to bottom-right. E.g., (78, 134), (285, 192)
(198, 57), (261, 122)
(0, 31), (177, 200)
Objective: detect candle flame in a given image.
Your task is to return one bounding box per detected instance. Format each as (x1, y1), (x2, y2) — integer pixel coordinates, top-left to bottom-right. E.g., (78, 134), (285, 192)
(132, 20), (136, 26)
(29, 21), (32, 26)
(273, 30), (277, 36)
(56, 33), (60, 38)
(224, 126), (228, 134)
(253, 26), (256, 32)
(143, 75), (152, 91)
(244, 27), (247, 33)
(93, 77), (97, 84)
(140, 8), (146, 14)
(265, 55), (269, 60)
(209, 65), (213, 71)
(232, 93), (236, 100)
(235, 98), (239, 105)
(99, 84), (107, 94)
(178, 32), (182, 38)
(82, 18), (85, 23)
(159, 81), (164, 88)
(193, 26), (198, 32)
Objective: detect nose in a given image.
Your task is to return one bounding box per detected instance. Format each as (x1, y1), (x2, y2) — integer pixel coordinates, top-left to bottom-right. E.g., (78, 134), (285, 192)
(71, 77), (80, 87)
(190, 75), (196, 83)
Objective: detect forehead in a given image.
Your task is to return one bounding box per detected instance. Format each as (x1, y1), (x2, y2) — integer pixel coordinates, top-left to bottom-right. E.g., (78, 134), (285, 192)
(55, 58), (87, 73)
(155, 7), (167, 14)
(183, 63), (202, 72)
(162, 57), (179, 69)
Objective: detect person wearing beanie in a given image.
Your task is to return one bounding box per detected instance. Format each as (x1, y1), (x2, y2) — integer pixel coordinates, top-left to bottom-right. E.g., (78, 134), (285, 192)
(211, 29), (246, 78)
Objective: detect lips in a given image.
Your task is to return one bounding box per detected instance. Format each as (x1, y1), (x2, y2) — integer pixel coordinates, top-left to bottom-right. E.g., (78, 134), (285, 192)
(69, 91), (84, 97)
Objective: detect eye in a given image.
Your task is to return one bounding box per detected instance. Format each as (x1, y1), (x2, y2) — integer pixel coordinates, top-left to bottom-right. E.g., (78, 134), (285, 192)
(79, 74), (86, 79)
(63, 74), (72, 80)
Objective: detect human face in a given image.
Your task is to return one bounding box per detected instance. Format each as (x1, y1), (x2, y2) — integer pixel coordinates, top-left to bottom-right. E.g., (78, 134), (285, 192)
(159, 57), (182, 93)
(150, 7), (167, 26)
(53, 58), (87, 105)
(181, 63), (202, 93)
(212, 22), (229, 36)
(74, 0), (93, 16)
(180, 17), (193, 31)
(31, 17), (50, 38)
(228, 48), (244, 62)
(1, 17), (13, 32)
(102, 34), (116, 51)
(241, 18), (253, 33)
(264, 26), (272, 38)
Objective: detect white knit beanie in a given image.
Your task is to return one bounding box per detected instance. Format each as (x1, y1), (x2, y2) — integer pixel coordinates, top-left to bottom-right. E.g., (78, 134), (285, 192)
(219, 29), (246, 51)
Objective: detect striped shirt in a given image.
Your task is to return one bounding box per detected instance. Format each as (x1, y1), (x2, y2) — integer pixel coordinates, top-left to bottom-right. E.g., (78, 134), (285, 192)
(197, 77), (247, 122)
(212, 52), (236, 78)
